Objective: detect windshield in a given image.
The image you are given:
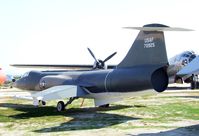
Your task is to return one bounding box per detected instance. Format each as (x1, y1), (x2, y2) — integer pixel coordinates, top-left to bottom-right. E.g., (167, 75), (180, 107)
(22, 72), (29, 78)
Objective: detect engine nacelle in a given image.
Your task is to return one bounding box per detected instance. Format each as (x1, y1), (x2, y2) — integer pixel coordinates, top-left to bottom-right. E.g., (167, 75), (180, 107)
(88, 66), (169, 93)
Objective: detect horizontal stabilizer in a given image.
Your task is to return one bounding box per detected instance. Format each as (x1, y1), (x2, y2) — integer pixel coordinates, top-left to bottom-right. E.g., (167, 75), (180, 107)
(11, 64), (93, 70)
(177, 56), (199, 76)
(123, 27), (193, 31)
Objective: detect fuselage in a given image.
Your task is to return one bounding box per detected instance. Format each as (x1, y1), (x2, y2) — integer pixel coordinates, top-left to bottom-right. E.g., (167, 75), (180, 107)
(14, 65), (168, 94)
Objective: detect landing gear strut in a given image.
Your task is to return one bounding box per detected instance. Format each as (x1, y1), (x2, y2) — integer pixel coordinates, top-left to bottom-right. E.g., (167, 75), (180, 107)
(56, 97), (78, 112)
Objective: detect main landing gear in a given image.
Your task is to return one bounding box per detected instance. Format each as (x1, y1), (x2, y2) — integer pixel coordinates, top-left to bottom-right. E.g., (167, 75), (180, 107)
(191, 74), (199, 89)
(39, 100), (46, 106)
(56, 97), (78, 112)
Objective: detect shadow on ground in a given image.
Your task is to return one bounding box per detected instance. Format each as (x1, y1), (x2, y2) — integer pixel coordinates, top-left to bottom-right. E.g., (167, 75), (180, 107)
(0, 103), (139, 132)
(167, 86), (190, 90)
(0, 103), (134, 118)
(35, 112), (139, 132)
(127, 124), (199, 136)
(178, 96), (199, 99)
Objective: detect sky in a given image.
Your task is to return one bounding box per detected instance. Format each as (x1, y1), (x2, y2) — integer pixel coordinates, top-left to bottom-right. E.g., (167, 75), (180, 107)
(0, 0), (199, 75)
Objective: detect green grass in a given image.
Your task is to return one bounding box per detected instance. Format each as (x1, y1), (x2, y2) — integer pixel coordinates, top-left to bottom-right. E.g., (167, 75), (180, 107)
(0, 90), (199, 135)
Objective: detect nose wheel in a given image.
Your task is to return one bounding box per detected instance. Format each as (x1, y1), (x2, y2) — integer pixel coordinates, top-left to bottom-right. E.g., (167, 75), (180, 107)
(57, 101), (65, 112)
(56, 97), (78, 112)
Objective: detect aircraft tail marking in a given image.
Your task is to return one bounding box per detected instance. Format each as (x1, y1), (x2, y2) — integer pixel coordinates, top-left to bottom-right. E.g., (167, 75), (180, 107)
(117, 23), (192, 68)
(118, 24), (169, 68)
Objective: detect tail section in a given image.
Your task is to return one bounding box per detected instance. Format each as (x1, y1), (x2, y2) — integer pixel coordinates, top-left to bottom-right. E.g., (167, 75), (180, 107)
(114, 24), (192, 92)
(118, 24), (169, 68)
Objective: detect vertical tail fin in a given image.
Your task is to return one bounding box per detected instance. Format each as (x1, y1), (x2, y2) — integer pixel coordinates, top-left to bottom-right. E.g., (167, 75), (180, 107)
(118, 24), (169, 68)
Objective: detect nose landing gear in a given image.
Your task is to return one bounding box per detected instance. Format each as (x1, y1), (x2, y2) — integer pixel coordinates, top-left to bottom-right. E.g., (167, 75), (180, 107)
(56, 97), (78, 112)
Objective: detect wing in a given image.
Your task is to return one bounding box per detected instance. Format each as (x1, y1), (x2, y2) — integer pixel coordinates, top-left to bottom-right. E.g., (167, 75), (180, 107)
(31, 85), (88, 106)
(177, 56), (199, 77)
(11, 64), (93, 70)
(10, 64), (116, 70)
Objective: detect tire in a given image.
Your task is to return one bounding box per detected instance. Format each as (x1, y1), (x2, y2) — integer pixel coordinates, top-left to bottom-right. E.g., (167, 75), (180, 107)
(41, 101), (46, 106)
(197, 82), (199, 89)
(191, 81), (195, 89)
(57, 101), (65, 112)
(39, 100), (46, 106)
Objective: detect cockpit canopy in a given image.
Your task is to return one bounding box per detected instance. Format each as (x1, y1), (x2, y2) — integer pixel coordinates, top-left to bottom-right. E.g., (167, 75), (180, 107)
(169, 50), (197, 66)
(21, 72), (30, 78)
(181, 51), (196, 63)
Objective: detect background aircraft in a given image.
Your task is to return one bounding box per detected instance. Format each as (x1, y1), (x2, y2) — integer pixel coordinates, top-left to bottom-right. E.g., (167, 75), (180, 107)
(0, 67), (16, 87)
(0, 68), (6, 85)
(167, 51), (199, 88)
(11, 24), (192, 111)
(12, 48), (117, 71)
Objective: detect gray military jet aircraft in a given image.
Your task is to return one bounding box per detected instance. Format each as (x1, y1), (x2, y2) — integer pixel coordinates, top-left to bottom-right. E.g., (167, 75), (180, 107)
(11, 23), (192, 111)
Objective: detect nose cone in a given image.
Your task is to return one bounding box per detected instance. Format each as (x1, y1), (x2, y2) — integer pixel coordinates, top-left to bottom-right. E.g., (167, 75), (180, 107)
(13, 76), (39, 91)
(12, 79), (19, 88)
(13, 79), (25, 89)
